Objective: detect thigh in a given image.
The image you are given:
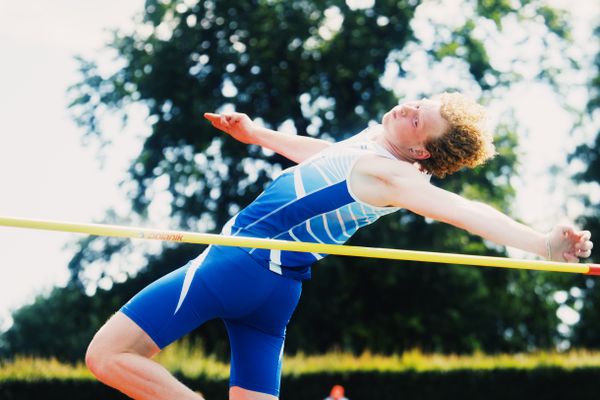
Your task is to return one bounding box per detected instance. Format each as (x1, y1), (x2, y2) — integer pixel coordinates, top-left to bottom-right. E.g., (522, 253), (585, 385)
(224, 277), (302, 397)
(120, 247), (225, 349)
(225, 320), (287, 398)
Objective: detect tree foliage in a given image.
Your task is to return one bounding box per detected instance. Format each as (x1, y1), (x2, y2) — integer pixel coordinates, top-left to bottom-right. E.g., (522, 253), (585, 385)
(566, 25), (600, 348)
(1, 0), (579, 361)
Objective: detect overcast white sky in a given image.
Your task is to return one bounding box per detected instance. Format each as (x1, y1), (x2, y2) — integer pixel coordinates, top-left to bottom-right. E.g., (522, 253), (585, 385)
(0, 0), (598, 331)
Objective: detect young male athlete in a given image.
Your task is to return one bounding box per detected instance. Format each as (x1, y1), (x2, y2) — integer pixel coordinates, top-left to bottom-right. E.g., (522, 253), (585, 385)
(85, 92), (594, 400)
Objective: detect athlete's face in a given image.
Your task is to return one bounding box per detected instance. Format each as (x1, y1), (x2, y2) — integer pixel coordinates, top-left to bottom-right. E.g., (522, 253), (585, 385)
(381, 99), (449, 159)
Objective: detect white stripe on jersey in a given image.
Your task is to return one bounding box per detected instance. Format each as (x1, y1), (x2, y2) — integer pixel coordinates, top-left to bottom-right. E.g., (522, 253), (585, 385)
(293, 167), (305, 197)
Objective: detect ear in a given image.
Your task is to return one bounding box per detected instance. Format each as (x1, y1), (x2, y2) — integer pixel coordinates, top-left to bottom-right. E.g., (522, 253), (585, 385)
(410, 146), (431, 160)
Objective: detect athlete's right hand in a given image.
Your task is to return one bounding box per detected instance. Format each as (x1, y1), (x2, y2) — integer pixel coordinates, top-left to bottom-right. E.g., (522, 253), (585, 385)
(204, 112), (259, 145)
(545, 224), (593, 262)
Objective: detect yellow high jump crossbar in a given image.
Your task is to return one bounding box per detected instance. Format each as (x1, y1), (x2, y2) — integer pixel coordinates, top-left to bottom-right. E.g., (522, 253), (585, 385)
(0, 215), (598, 275)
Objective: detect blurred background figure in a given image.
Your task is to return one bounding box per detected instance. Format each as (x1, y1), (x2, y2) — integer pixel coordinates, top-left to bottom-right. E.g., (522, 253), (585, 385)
(325, 384), (348, 400)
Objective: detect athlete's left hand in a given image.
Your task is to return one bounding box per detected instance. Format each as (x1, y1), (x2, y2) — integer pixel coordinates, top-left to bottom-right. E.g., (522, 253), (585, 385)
(545, 224), (593, 262)
(204, 112), (259, 145)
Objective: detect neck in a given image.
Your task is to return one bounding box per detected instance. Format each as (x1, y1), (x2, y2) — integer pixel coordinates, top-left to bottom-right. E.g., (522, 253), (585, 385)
(371, 125), (417, 164)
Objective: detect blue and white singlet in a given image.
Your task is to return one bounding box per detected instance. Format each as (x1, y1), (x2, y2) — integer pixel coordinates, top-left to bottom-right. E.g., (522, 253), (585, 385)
(220, 136), (404, 280)
(120, 132), (428, 396)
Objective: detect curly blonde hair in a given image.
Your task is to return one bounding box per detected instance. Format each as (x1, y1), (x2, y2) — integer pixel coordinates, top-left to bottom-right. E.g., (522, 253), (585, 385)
(419, 92), (496, 178)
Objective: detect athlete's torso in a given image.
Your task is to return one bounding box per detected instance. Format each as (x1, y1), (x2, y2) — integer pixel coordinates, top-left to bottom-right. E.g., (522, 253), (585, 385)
(221, 127), (425, 280)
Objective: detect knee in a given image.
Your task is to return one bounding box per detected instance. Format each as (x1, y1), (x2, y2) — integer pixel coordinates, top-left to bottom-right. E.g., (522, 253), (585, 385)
(85, 335), (113, 381)
(85, 312), (159, 381)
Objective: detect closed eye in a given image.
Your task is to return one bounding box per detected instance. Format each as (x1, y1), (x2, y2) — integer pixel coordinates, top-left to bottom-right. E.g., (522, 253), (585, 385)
(415, 105), (422, 128)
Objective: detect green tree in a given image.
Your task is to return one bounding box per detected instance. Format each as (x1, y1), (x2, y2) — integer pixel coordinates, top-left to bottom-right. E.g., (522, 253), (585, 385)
(567, 25), (600, 347)
(1, 0), (577, 360)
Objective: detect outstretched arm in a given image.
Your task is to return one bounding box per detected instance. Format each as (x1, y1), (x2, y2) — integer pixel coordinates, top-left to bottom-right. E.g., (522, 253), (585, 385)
(387, 178), (593, 261)
(204, 112), (332, 163)
(362, 157), (594, 261)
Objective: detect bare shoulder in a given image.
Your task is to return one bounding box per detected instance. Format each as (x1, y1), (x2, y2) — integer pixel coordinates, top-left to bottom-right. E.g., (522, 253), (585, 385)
(353, 154), (426, 182)
(349, 154), (428, 207)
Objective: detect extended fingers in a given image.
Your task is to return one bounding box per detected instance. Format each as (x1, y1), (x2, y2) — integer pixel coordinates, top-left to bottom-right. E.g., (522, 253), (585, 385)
(206, 113), (242, 124)
(203, 113), (239, 132)
(222, 113), (241, 124)
(575, 239), (593, 258)
(203, 112), (220, 122)
(204, 113), (229, 131)
(575, 230), (593, 247)
(552, 225), (594, 261)
(578, 250), (592, 258)
(569, 230), (593, 259)
(576, 240), (593, 251)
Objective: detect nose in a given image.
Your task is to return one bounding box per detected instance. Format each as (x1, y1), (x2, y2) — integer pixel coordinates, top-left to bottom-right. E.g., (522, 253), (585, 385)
(405, 104), (418, 113)
(399, 104), (417, 117)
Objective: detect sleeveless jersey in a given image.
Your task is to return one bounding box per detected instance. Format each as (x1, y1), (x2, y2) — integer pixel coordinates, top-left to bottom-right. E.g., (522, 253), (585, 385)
(220, 135), (403, 280)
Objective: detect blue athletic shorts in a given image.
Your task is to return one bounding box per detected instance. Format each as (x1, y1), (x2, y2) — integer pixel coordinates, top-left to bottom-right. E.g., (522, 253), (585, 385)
(120, 245), (302, 396)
